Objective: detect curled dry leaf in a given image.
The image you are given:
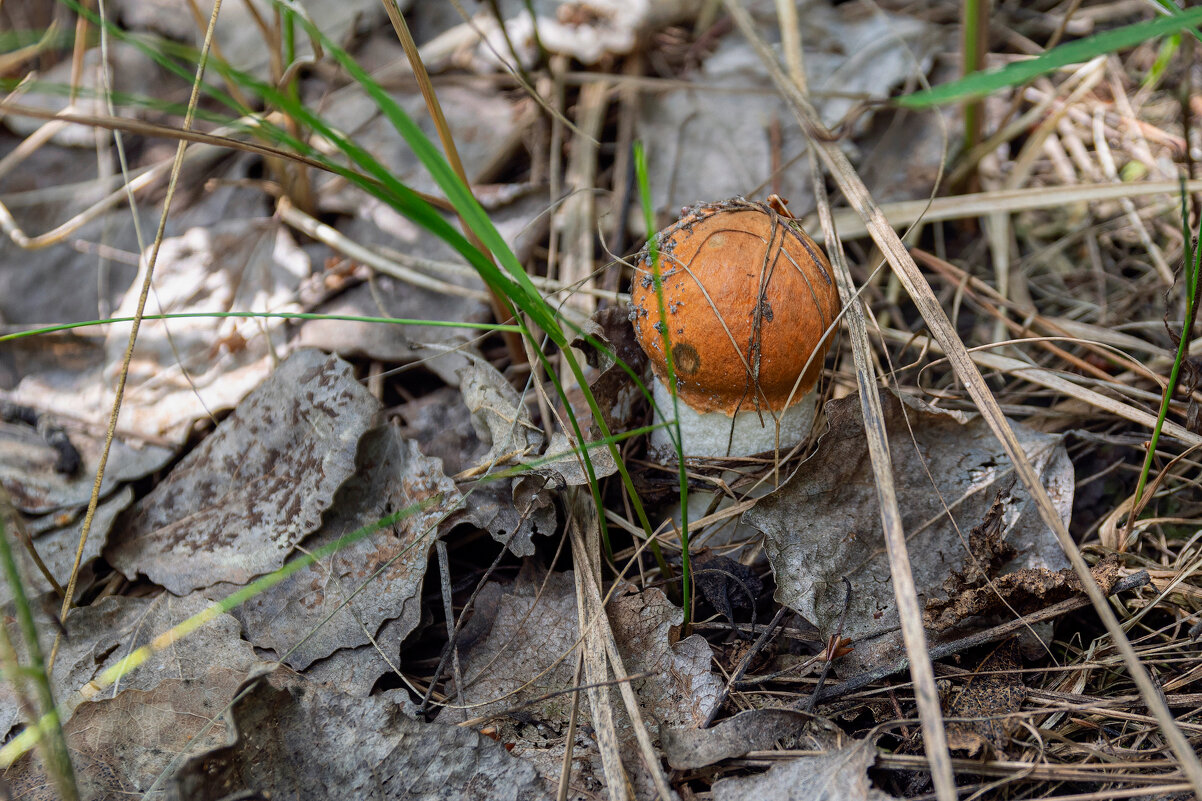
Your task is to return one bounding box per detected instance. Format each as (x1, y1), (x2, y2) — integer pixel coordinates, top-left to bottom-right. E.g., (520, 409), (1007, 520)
(711, 737), (899, 801)
(300, 616), (410, 697)
(209, 423), (460, 669)
(458, 356), (544, 468)
(569, 305), (650, 434)
(925, 554), (1124, 632)
(399, 384), (555, 558)
(107, 349), (380, 594)
(172, 672), (554, 801)
(743, 391), (1072, 668)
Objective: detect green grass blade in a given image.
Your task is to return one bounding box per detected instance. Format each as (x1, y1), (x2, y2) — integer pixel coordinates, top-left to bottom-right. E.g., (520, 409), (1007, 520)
(0, 312), (522, 343)
(897, 7), (1202, 108)
(1131, 181), (1202, 518)
(0, 516), (77, 798)
(633, 141), (690, 623)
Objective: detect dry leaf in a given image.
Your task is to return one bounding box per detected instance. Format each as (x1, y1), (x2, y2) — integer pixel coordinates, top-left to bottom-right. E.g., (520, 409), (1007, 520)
(1, 486), (133, 606)
(0, 592), (265, 742)
(635, 2), (936, 219)
(5, 666), (259, 801)
(209, 422), (459, 669)
(440, 567), (720, 797)
(743, 391), (1072, 668)
(400, 384), (555, 558)
(171, 672), (554, 801)
(711, 738), (899, 801)
(662, 707), (809, 770)
(0, 420), (171, 515)
(107, 349), (380, 594)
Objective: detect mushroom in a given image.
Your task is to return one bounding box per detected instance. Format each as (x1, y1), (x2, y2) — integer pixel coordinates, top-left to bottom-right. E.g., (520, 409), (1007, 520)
(631, 196), (840, 461)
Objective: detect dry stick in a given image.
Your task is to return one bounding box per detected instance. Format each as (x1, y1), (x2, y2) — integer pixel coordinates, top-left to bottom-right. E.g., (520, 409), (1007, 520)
(557, 649), (585, 801)
(806, 153), (956, 801)
(811, 571), (1151, 705)
(52, 1), (225, 657)
(570, 492), (674, 801)
(767, 1), (954, 793)
(570, 512), (630, 800)
(379, 0), (528, 367)
(723, 3), (1202, 792)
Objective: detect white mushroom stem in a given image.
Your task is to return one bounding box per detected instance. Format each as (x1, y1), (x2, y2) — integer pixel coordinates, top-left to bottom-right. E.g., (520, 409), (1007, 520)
(648, 379), (816, 461)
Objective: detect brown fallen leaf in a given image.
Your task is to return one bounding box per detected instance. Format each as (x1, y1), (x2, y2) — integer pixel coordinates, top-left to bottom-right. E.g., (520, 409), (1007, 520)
(5, 669), (250, 801)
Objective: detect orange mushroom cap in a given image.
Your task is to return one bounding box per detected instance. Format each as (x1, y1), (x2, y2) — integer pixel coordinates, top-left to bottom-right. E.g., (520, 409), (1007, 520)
(631, 197), (840, 416)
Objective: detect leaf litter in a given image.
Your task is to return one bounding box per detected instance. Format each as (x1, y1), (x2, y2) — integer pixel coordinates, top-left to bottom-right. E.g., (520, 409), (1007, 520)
(106, 349), (380, 593)
(744, 390), (1073, 673)
(3, 0), (1196, 799)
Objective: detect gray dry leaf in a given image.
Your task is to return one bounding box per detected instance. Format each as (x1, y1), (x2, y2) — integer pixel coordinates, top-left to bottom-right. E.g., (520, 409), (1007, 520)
(2, 159), (298, 445)
(212, 423), (459, 670)
(440, 569), (721, 795)
(301, 615), (409, 697)
(110, 0), (388, 82)
(711, 738), (899, 801)
(636, 0), (937, 220)
(171, 672), (554, 801)
(107, 349), (380, 594)
(459, 356), (545, 468)
(6, 669), (250, 801)
(0, 419), (172, 514)
(525, 430), (619, 488)
(315, 78), (524, 204)
(99, 220), (309, 444)
(456, 358), (556, 557)
(0, 592), (264, 744)
(397, 387), (556, 558)
(662, 708), (810, 769)
(743, 391), (1072, 667)
(1, 487), (133, 606)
